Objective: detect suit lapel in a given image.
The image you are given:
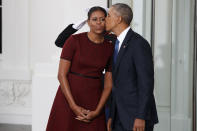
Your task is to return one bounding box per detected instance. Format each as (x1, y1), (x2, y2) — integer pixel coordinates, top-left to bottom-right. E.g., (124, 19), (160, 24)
(113, 29), (134, 78)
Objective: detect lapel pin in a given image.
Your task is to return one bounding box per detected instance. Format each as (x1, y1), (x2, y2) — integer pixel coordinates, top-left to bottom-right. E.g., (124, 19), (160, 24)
(123, 45), (126, 48)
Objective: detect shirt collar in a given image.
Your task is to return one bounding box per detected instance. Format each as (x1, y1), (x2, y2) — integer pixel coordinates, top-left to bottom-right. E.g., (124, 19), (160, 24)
(117, 26), (130, 44)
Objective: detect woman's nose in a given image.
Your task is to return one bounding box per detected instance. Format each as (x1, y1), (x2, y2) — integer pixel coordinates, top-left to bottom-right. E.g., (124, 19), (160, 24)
(96, 20), (101, 24)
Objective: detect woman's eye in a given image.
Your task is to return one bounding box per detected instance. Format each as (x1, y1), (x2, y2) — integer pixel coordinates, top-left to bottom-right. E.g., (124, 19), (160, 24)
(92, 18), (97, 21)
(101, 18), (105, 21)
(91, 18), (105, 22)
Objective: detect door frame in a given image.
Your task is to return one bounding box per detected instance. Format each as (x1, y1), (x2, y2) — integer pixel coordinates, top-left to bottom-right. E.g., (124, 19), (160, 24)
(193, 0), (197, 131)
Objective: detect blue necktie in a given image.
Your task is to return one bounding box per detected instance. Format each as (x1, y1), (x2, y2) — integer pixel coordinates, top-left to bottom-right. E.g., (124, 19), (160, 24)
(113, 39), (119, 64)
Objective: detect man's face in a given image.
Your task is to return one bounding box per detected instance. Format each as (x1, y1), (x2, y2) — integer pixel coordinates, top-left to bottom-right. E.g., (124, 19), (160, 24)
(105, 7), (120, 32)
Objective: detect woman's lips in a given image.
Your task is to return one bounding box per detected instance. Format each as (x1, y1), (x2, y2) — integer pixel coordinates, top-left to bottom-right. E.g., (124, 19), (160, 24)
(95, 27), (103, 30)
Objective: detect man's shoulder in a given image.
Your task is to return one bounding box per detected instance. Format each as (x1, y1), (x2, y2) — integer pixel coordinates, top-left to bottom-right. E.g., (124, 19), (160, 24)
(128, 31), (150, 48)
(132, 31), (148, 43)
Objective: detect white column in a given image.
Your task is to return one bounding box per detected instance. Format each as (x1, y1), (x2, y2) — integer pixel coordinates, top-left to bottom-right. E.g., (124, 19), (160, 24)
(32, 63), (59, 131)
(154, 0), (173, 130)
(170, 0), (193, 130)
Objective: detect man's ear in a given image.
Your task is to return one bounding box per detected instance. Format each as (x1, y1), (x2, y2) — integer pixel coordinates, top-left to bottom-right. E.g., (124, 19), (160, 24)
(117, 16), (122, 24)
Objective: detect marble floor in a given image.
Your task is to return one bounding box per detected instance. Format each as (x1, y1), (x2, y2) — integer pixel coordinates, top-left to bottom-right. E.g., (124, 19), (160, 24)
(0, 124), (31, 131)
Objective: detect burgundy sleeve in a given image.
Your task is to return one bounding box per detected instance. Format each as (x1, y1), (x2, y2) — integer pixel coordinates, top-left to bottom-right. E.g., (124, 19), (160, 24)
(60, 35), (77, 61)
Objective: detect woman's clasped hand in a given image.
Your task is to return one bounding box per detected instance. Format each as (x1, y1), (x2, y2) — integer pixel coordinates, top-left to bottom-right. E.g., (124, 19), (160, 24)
(72, 105), (99, 123)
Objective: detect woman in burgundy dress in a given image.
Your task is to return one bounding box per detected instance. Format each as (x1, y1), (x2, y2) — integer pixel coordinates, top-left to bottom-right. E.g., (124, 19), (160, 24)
(46, 6), (114, 131)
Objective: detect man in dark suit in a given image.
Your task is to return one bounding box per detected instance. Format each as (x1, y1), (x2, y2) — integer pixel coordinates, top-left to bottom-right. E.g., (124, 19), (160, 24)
(106, 3), (158, 131)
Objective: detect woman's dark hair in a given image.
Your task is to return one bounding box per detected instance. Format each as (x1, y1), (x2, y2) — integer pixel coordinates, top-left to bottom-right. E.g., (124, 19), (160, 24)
(88, 6), (107, 20)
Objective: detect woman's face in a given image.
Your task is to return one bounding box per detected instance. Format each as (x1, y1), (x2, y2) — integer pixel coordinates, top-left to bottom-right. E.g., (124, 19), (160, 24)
(88, 10), (106, 34)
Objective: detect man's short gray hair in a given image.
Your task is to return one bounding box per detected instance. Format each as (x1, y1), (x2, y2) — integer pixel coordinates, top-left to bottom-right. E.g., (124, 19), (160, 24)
(112, 3), (133, 25)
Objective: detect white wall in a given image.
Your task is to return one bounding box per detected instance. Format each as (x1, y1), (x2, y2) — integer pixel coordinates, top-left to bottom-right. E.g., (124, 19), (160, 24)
(1, 0), (30, 80)
(0, 0), (31, 125)
(1, 0), (107, 126)
(29, 0), (107, 69)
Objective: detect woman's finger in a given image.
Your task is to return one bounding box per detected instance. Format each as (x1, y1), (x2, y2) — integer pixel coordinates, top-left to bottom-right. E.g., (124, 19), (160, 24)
(75, 117), (91, 123)
(76, 115), (85, 120)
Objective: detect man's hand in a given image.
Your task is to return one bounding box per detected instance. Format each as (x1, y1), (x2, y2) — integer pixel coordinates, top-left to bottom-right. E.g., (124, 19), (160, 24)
(133, 118), (145, 131)
(107, 118), (112, 131)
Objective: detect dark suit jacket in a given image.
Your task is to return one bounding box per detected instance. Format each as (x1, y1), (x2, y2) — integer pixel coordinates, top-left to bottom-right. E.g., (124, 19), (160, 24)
(110, 29), (158, 130)
(55, 24), (78, 48)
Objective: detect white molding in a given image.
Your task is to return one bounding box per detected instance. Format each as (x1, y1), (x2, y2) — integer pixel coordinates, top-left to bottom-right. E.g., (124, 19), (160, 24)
(154, 106), (170, 131)
(0, 80), (31, 107)
(0, 68), (31, 80)
(171, 115), (192, 131)
(0, 107), (31, 115)
(0, 80), (32, 125)
(0, 113), (31, 125)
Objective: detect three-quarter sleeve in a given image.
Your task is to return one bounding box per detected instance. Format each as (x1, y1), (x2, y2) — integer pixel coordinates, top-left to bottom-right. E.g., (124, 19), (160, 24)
(60, 35), (77, 61)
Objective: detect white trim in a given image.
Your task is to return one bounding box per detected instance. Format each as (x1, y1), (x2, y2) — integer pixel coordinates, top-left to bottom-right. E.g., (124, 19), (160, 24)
(0, 68), (31, 80)
(0, 114), (31, 125)
(154, 106), (170, 131)
(0, 107), (31, 115)
(0, 107), (32, 125)
(171, 115), (192, 131)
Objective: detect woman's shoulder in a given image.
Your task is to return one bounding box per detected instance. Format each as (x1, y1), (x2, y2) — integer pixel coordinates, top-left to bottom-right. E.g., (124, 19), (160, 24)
(103, 40), (114, 54)
(104, 39), (114, 47)
(71, 32), (87, 40)
(65, 32), (87, 46)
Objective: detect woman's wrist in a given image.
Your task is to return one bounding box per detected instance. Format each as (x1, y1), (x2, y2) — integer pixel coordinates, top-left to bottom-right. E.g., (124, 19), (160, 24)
(70, 103), (77, 110)
(94, 108), (101, 116)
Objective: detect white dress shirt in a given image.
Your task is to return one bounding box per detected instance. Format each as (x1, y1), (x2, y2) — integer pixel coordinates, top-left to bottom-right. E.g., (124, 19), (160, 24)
(117, 27), (130, 52)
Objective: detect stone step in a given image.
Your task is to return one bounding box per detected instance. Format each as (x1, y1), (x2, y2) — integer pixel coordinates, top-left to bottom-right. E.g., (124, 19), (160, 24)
(0, 124), (31, 131)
